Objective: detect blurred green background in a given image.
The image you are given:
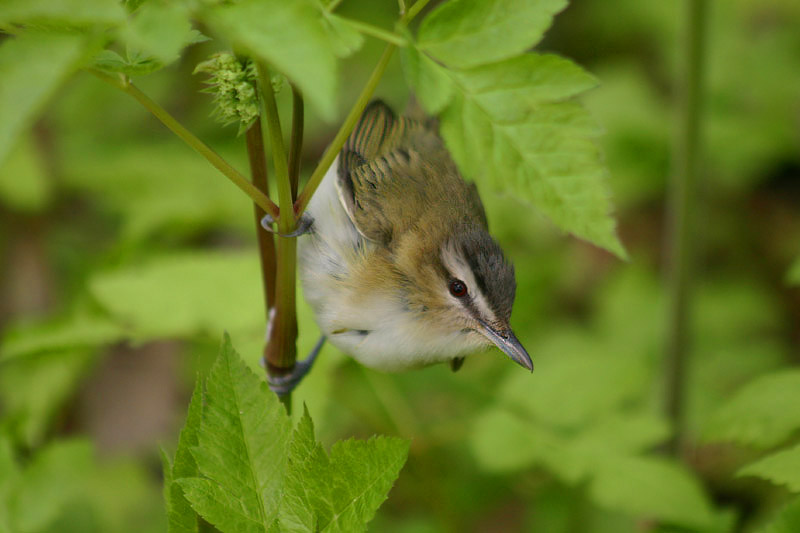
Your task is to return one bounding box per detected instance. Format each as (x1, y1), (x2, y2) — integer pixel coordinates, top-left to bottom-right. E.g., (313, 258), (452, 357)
(1, 0), (799, 531)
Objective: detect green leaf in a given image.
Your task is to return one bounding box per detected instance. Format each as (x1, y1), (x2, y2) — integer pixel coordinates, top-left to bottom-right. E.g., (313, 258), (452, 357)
(89, 251), (263, 339)
(62, 142), (252, 241)
(321, 13), (365, 58)
(759, 497), (800, 533)
(704, 370), (800, 449)
(165, 381), (204, 533)
(738, 444), (800, 493)
(470, 407), (668, 483)
(280, 407), (409, 532)
(590, 456), (715, 529)
(0, 349), (97, 447)
(320, 437), (409, 532)
(120, 1), (197, 66)
(469, 409), (570, 475)
(0, 134), (53, 212)
(279, 408), (324, 532)
(174, 336), (407, 533)
(178, 334), (292, 532)
(412, 52), (625, 256)
(1, 310), (123, 361)
(91, 49), (162, 77)
(11, 440), (93, 532)
(0, 32), (89, 169)
(0, 436), (18, 533)
(788, 258), (800, 286)
(0, 0), (125, 27)
(201, 0), (338, 120)
(497, 333), (649, 428)
(401, 46), (454, 115)
(417, 0), (567, 69)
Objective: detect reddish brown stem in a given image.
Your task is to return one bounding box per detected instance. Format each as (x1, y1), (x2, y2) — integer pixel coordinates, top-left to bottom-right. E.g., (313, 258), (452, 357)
(245, 121), (277, 316)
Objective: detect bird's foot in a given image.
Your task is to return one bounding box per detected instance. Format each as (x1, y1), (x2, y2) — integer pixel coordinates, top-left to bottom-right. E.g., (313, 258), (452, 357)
(260, 213), (313, 238)
(266, 336), (325, 397)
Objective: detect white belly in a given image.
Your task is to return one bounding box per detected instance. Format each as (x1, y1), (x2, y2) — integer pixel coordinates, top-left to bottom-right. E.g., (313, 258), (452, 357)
(298, 159), (484, 371)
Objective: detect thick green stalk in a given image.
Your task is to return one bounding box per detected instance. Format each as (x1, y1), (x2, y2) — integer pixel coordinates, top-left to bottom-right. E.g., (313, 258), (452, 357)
(664, 0), (708, 455)
(288, 85), (304, 200)
(87, 69), (280, 219)
(245, 121), (277, 315)
(294, 44), (396, 215)
(257, 63), (298, 412)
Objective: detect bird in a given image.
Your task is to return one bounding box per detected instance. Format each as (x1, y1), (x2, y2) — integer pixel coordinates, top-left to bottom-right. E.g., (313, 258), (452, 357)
(265, 100), (531, 394)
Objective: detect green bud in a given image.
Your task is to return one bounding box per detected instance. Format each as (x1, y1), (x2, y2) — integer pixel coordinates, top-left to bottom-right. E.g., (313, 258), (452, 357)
(194, 52), (259, 135)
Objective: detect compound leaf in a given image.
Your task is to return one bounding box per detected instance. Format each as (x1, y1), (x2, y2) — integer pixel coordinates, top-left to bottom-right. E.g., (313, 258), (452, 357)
(406, 51), (625, 256)
(417, 0), (567, 69)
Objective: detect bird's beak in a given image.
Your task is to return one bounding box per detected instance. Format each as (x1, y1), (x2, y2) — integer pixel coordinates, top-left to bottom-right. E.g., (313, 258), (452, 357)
(478, 320), (533, 372)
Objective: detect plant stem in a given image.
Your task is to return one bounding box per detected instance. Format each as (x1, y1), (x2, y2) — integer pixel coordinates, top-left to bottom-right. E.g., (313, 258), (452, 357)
(340, 18), (408, 46)
(257, 63), (298, 412)
(288, 85), (304, 200)
(87, 69), (280, 220)
(294, 44), (396, 215)
(245, 121), (277, 315)
(402, 0), (432, 24)
(664, 0), (708, 455)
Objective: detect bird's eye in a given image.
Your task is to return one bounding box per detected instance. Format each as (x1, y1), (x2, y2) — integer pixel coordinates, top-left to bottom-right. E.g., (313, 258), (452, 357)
(449, 279), (468, 298)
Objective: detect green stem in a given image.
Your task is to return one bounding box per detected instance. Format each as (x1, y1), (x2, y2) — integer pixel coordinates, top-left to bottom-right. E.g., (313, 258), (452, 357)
(294, 44), (396, 215)
(288, 85), (304, 200)
(257, 63), (298, 412)
(340, 18), (408, 46)
(402, 0), (432, 24)
(664, 0), (707, 455)
(87, 69), (280, 219)
(245, 120), (277, 315)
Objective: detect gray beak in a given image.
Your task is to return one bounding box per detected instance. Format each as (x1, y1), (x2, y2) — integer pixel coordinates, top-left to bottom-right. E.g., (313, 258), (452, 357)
(479, 321), (533, 372)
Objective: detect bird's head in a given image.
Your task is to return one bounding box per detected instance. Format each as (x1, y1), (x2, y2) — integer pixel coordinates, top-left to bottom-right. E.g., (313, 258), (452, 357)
(397, 224), (533, 371)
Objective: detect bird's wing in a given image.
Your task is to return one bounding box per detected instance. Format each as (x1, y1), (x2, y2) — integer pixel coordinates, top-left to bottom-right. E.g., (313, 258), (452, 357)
(336, 101), (433, 243)
(336, 100), (487, 243)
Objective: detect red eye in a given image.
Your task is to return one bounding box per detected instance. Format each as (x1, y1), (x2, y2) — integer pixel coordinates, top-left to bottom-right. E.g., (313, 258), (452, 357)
(449, 279), (468, 298)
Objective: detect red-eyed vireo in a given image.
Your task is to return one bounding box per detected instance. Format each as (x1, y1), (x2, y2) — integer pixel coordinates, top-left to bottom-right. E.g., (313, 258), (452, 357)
(265, 101), (531, 394)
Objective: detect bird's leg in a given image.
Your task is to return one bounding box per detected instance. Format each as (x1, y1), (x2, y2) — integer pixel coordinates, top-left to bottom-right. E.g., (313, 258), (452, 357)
(260, 213), (313, 238)
(266, 335), (326, 397)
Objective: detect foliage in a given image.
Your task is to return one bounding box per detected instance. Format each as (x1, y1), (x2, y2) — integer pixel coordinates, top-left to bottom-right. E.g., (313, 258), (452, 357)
(404, 0), (625, 256)
(164, 335), (409, 532)
(1, 0), (799, 532)
(0, 437), (162, 532)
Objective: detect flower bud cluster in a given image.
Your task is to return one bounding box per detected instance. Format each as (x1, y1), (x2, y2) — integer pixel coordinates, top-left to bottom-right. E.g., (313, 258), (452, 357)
(195, 53), (259, 135)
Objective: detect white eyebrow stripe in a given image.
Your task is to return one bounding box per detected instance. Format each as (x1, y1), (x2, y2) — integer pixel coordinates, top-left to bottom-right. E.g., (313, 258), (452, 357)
(440, 244), (496, 323)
